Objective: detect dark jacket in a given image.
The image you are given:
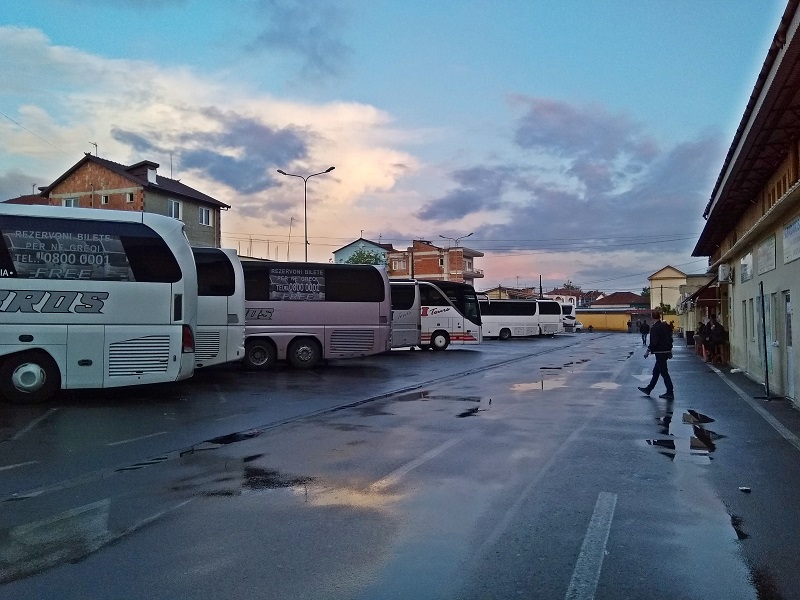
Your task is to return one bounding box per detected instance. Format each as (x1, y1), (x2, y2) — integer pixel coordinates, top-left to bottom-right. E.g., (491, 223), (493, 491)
(648, 320), (673, 354)
(639, 322), (650, 334)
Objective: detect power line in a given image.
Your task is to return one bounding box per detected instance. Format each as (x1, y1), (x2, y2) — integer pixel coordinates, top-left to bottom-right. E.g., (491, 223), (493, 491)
(0, 110), (66, 154)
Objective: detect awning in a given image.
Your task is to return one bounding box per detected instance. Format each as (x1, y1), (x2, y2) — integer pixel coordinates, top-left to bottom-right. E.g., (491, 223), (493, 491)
(680, 277), (718, 309)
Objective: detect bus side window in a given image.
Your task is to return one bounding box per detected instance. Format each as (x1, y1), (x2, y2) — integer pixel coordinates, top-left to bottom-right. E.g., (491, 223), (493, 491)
(420, 286), (449, 306)
(243, 266), (271, 301)
(391, 285), (416, 310)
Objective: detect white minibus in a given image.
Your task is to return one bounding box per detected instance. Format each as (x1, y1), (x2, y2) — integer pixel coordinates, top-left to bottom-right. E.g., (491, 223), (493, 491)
(192, 247), (245, 368)
(479, 299), (540, 340)
(241, 261), (392, 369)
(390, 280), (421, 348)
(417, 280), (482, 350)
(0, 204), (197, 404)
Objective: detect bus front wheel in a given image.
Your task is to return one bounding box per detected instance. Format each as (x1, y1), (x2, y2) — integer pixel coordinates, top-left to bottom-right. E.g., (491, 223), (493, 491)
(499, 328), (512, 341)
(288, 338), (321, 369)
(0, 351), (61, 405)
(243, 339), (277, 370)
(430, 331), (450, 351)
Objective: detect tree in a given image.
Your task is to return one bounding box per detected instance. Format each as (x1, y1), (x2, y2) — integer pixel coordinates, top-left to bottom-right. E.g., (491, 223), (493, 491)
(562, 280), (581, 291)
(641, 286), (651, 299)
(345, 249), (387, 265)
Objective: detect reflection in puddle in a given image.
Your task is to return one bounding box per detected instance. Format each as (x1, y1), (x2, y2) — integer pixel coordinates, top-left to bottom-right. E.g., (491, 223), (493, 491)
(511, 378), (567, 392)
(591, 382), (620, 390)
(647, 408), (720, 463)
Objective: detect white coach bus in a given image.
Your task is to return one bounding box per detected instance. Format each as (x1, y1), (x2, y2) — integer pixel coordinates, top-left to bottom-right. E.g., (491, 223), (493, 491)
(192, 247), (245, 368)
(561, 303), (577, 332)
(417, 280), (482, 350)
(241, 261), (392, 369)
(0, 204), (197, 404)
(537, 299), (564, 335)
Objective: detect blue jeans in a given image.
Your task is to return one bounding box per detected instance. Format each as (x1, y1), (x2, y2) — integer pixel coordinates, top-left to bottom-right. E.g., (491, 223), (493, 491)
(646, 353), (673, 394)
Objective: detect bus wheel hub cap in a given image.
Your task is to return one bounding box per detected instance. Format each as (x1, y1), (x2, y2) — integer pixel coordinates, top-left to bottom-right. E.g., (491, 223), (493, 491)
(12, 363), (46, 393)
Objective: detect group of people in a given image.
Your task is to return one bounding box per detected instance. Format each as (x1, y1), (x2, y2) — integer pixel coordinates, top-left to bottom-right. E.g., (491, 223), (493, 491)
(696, 315), (726, 362)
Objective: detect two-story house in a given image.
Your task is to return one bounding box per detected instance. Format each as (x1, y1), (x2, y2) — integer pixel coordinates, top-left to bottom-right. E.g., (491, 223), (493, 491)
(37, 154), (229, 247)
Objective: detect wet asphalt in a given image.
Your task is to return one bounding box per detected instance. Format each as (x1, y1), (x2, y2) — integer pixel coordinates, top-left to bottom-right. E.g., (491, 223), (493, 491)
(2, 332), (800, 599)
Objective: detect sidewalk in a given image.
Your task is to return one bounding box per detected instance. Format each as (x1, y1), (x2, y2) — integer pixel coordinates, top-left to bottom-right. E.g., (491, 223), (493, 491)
(668, 338), (800, 448)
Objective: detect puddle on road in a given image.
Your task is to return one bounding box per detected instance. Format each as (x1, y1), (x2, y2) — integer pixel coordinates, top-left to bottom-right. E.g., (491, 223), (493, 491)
(645, 408), (720, 463)
(591, 382), (620, 390)
(510, 378), (567, 392)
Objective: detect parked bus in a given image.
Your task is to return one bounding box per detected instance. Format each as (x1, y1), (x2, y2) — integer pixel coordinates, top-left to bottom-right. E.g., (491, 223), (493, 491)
(0, 204), (197, 404)
(479, 299), (540, 340)
(390, 279), (421, 348)
(561, 303), (577, 332)
(192, 247), (245, 368)
(537, 299), (564, 335)
(241, 261), (392, 369)
(417, 280), (482, 350)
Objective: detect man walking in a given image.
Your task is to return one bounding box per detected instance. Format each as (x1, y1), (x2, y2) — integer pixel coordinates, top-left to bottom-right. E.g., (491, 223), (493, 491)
(639, 320), (650, 345)
(638, 310), (674, 400)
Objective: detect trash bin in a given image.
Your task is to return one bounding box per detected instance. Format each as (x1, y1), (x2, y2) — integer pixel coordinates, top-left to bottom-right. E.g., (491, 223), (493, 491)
(686, 331), (695, 346)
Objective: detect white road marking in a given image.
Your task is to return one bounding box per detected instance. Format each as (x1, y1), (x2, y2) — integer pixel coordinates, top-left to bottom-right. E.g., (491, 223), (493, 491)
(106, 431), (168, 447)
(713, 366), (800, 453)
(565, 491), (618, 600)
(370, 438), (461, 491)
(0, 460), (38, 472)
(9, 408), (59, 441)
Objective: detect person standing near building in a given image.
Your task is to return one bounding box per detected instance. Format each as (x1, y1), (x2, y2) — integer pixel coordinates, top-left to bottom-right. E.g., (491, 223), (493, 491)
(638, 310), (674, 400)
(639, 320), (650, 345)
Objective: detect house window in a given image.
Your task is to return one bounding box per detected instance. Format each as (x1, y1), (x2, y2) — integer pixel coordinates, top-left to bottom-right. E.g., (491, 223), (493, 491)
(392, 258), (407, 271)
(126, 192), (134, 203)
(199, 207), (212, 227)
(168, 199), (182, 220)
(439, 257), (444, 267)
(62, 198), (79, 207)
(101, 195), (109, 205)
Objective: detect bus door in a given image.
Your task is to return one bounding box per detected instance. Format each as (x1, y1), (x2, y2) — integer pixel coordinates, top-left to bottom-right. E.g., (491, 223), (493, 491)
(390, 281), (421, 348)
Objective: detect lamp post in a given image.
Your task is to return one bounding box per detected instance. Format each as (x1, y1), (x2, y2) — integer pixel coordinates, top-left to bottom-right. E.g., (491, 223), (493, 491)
(277, 166), (335, 262)
(438, 232), (473, 247)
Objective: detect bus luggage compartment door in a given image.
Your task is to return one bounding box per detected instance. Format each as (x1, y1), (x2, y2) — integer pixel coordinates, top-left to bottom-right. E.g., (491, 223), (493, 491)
(66, 326), (105, 389)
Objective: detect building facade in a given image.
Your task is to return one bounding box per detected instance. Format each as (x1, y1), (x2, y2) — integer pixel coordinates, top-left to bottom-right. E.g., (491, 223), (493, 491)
(37, 154), (229, 247)
(693, 0), (799, 403)
(387, 240), (484, 286)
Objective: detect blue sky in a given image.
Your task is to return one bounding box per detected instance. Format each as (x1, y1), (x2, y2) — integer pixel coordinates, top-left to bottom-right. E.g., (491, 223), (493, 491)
(0, 0), (787, 293)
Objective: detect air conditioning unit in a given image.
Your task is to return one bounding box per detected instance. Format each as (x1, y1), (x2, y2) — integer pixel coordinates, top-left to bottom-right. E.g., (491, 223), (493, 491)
(718, 264), (733, 284)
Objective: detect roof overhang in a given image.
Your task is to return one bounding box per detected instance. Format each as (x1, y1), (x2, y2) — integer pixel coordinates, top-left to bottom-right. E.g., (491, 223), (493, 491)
(695, 1), (800, 257)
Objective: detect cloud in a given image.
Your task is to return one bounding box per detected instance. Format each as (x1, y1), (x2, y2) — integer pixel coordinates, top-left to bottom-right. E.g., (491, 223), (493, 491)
(247, 0), (351, 82)
(112, 108), (309, 194)
(415, 166), (513, 220)
(0, 168), (45, 200)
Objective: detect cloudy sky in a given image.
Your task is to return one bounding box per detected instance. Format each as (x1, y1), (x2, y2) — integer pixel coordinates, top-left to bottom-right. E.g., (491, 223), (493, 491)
(0, 0), (786, 293)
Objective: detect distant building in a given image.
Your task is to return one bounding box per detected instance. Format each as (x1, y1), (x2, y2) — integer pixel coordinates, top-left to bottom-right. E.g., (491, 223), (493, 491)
(648, 265), (688, 311)
(479, 286), (537, 300)
(542, 287), (581, 306)
(32, 154), (229, 247)
(3, 194), (49, 205)
(388, 239), (484, 286)
(333, 238), (395, 264)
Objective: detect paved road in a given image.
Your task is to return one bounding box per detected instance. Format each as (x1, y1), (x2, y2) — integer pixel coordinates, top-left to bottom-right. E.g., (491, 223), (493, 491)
(2, 332), (800, 599)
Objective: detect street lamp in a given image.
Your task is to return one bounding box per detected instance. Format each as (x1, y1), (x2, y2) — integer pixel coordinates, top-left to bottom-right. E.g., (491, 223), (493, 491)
(438, 232), (474, 247)
(276, 166), (335, 262)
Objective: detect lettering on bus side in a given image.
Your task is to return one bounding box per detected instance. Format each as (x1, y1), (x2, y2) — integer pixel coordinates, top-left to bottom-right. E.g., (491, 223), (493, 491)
(245, 308), (274, 320)
(421, 306), (452, 317)
(0, 290), (109, 314)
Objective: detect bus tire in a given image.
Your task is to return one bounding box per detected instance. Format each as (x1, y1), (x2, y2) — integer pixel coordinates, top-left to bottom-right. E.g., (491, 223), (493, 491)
(499, 328), (512, 341)
(430, 331), (450, 351)
(288, 338), (321, 369)
(243, 338), (277, 371)
(0, 351), (61, 405)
